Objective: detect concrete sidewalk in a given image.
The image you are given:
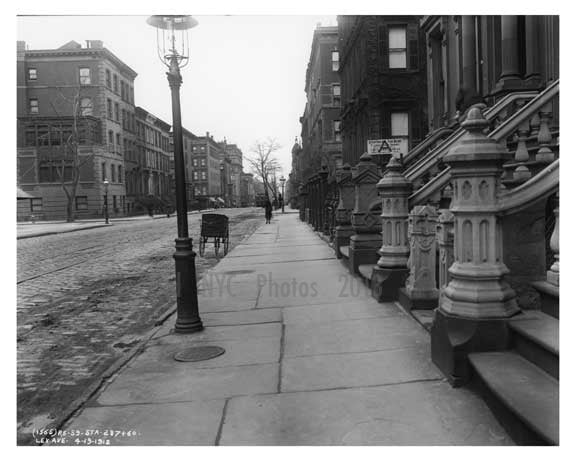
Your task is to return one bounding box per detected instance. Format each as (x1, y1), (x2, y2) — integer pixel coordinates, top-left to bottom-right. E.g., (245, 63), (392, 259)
(61, 212), (513, 446)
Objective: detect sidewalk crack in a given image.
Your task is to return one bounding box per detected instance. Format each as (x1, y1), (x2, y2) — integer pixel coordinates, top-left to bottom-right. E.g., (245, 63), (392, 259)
(214, 398), (230, 446)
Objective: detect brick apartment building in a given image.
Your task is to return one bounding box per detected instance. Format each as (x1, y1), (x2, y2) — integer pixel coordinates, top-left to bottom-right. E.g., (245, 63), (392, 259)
(17, 39), (137, 221)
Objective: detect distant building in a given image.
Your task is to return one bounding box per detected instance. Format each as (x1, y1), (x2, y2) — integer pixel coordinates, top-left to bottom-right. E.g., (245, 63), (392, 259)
(191, 132), (225, 208)
(17, 39), (137, 220)
(240, 172), (255, 207)
(132, 107), (173, 214)
(181, 127), (198, 208)
(299, 25), (342, 182)
(223, 141), (243, 207)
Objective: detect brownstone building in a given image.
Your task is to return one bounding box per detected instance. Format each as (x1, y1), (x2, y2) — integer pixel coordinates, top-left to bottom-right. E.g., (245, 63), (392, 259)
(298, 25), (342, 183)
(337, 16), (428, 166)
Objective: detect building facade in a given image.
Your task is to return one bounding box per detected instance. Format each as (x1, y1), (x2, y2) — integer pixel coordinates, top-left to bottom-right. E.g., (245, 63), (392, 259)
(224, 142), (243, 207)
(240, 172), (255, 207)
(299, 25), (343, 183)
(421, 15), (559, 131)
(337, 16), (428, 166)
(181, 127), (198, 208)
(132, 107), (173, 214)
(190, 132), (225, 208)
(17, 39), (137, 220)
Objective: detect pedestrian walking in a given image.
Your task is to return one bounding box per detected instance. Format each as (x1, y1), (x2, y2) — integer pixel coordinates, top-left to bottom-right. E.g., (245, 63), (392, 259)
(264, 200), (273, 224)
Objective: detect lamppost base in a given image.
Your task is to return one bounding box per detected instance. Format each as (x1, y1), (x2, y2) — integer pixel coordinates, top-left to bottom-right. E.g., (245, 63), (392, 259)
(173, 237), (204, 334)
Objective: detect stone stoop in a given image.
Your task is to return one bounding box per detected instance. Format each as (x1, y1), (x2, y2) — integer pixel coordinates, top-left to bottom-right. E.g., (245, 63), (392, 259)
(468, 310), (559, 445)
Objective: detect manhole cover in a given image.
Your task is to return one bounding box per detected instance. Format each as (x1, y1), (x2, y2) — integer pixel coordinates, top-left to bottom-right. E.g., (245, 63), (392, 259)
(174, 346), (225, 362)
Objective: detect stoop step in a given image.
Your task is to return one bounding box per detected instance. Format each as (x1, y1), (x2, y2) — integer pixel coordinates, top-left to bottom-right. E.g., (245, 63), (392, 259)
(509, 311), (559, 379)
(339, 245), (350, 259)
(469, 351), (559, 445)
(357, 264), (374, 285)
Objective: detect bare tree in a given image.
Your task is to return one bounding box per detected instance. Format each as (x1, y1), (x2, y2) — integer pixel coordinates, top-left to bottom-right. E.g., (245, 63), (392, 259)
(43, 86), (96, 222)
(245, 138), (282, 201)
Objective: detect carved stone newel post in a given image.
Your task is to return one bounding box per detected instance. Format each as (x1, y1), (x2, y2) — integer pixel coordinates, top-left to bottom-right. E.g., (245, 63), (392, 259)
(399, 205), (438, 310)
(334, 164), (355, 259)
(348, 153), (382, 274)
(431, 107), (519, 386)
(371, 156), (411, 301)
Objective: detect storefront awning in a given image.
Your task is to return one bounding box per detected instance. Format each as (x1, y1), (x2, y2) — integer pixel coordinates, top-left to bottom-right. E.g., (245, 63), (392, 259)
(216, 198), (225, 204)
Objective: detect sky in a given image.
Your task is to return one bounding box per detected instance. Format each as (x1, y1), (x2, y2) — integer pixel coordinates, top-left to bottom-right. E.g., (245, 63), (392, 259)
(16, 14), (336, 177)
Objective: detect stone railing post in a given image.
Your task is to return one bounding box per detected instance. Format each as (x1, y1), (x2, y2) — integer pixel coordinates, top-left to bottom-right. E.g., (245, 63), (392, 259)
(398, 205), (439, 310)
(349, 152), (382, 274)
(436, 210), (455, 292)
(334, 164), (355, 259)
(547, 204), (559, 286)
(431, 106), (519, 387)
(371, 156), (411, 301)
(318, 166), (329, 235)
(299, 183), (307, 222)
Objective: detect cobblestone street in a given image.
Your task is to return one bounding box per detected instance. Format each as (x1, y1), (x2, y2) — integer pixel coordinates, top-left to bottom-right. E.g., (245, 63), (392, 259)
(17, 208), (264, 437)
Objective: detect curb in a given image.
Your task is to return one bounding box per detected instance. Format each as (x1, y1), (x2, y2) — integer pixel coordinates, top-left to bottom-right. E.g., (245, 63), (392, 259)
(18, 214), (267, 445)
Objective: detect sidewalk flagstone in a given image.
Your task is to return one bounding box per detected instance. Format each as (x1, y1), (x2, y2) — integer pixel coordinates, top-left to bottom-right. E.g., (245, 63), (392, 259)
(60, 213), (513, 446)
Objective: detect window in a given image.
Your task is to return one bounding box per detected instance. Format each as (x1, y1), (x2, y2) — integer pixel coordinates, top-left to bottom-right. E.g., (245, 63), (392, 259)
(331, 51), (339, 71)
(193, 158), (198, 167)
(332, 84), (341, 105)
(76, 196), (88, 211)
(31, 198), (43, 212)
(391, 112), (409, 137)
(334, 120), (342, 142)
(201, 158), (206, 167)
(29, 99), (39, 114)
(389, 26), (407, 69)
(193, 171), (198, 180)
(79, 67), (91, 84)
(106, 69), (111, 88)
(201, 171), (206, 180)
(116, 133), (121, 147)
(121, 81), (125, 100)
(102, 162), (107, 181)
(111, 164), (116, 182)
(114, 102), (119, 121)
(28, 68), (37, 80)
(202, 186), (207, 195)
(118, 166), (123, 183)
(113, 74), (118, 93)
(80, 98), (93, 116)
(108, 130), (114, 144)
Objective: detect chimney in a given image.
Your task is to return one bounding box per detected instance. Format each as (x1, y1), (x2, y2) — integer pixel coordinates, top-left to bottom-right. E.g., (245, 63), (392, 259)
(86, 40), (104, 49)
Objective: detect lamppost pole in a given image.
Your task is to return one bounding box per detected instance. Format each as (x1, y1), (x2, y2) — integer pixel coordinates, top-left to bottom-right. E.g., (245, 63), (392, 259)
(103, 179), (109, 224)
(279, 175), (286, 213)
(148, 15), (203, 334)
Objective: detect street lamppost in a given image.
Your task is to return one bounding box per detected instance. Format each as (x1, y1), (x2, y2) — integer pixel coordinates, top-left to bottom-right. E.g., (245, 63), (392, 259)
(279, 175), (286, 213)
(147, 15), (203, 334)
(103, 179), (110, 224)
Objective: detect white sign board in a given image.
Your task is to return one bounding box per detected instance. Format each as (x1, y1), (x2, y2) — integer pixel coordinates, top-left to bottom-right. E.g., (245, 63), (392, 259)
(367, 138), (408, 158)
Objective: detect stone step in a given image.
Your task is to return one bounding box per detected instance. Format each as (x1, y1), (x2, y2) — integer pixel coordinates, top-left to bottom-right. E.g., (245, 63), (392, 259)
(531, 281), (559, 319)
(508, 311), (559, 379)
(339, 245), (350, 259)
(469, 351), (559, 445)
(357, 264), (374, 284)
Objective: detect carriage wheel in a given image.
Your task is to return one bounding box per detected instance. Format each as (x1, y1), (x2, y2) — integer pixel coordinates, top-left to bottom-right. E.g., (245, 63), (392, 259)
(214, 237), (221, 257)
(199, 237), (206, 257)
(223, 234), (229, 255)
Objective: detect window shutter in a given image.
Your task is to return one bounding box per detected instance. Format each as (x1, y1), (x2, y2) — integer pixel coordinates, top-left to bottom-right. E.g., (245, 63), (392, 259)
(408, 23), (419, 70)
(378, 24), (388, 72)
